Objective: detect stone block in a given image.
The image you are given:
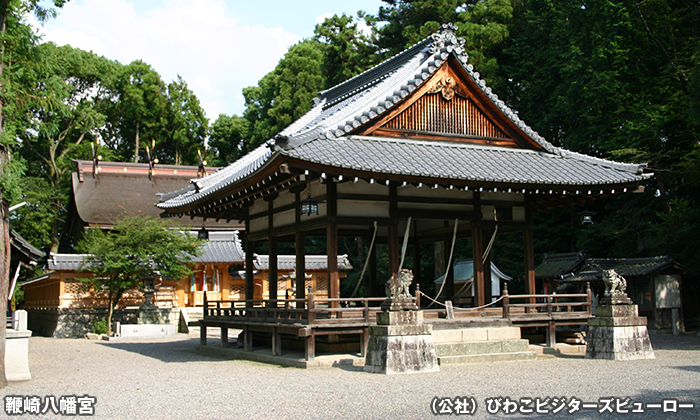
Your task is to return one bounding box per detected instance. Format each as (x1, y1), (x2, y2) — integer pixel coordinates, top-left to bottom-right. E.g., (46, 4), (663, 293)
(435, 341), (503, 357)
(486, 327), (521, 341)
(369, 324), (433, 337)
(595, 305), (638, 318)
(431, 329), (463, 343)
(6, 329), (32, 381)
(364, 334), (439, 374)
(376, 310), (423, 326)
(12, 310), (28, 331)
(461, 328), (488, 342)
(438, 351), (537, 365)
(501, 339), (530, 353)
(588, 316), (647, 327)
(586, 324), (655, 360)
(118, 324), (179, 339)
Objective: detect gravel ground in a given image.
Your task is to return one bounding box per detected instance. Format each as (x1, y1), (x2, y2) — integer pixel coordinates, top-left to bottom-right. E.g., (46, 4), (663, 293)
(2, 331), (699, 419)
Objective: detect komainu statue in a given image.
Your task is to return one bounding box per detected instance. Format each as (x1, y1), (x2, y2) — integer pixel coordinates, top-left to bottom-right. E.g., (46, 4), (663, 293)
(385, 269), (414, 299)
(603, 269), (627, 297)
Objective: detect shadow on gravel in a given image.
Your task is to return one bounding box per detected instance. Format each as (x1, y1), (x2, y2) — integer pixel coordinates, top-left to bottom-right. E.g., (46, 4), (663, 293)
(672, 365), (700, 373)
(94, 337), (221, 364)
(648, 333), (700, 351)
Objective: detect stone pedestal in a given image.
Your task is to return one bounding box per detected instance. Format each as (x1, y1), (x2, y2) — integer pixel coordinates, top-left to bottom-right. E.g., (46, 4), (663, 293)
(364, 310), (439, 374)
(137, 309), (165, 324)
(586, 297), (655, 360)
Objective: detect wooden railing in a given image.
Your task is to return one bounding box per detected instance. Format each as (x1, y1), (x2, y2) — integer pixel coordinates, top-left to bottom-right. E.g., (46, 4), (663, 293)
(203, 292), (389, 326)
(501, 284), (593, 347)
(502, 286), (592, 320)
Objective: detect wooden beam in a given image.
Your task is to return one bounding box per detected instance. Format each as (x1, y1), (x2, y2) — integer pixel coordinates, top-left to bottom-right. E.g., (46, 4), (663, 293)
(268, 196), (278, 303)
(472, 192), (485, 307)
(388, 183), (399, 279)
(327, 181), (339, 302)
(295, 191), (306, 309)
(245, 210), (254, 304)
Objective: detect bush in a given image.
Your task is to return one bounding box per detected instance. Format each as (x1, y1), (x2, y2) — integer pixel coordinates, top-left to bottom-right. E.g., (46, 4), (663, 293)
(93, 319), (107, 335)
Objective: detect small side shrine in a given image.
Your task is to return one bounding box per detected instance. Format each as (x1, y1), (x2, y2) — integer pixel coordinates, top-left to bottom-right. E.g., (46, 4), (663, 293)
(157, 24), (652, 362)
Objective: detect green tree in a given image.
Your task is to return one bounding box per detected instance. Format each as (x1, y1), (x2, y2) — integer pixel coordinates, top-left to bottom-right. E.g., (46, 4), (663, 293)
(109, 60), (169, 162)
(314, 13), (378, 89)
(76, 216), (200, 336)
(16, 43), (118, 252)
(208, 113), (249, 166)
(0, 0), (67, 389)
(161, 75), (208, 165)
(242, 39), (325, 151)
(375, 0), (461, 54)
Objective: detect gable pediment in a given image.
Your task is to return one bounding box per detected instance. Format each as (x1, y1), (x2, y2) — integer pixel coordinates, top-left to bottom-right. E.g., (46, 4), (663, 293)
(354, 58), (542, 150)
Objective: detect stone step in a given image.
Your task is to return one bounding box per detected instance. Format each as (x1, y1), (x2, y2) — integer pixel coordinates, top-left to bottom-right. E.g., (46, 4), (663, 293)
(183, 308), (204, 325)
(438, 351), (537, 365)
(432, 326), (521, 343)
(434, 339), (530, 357)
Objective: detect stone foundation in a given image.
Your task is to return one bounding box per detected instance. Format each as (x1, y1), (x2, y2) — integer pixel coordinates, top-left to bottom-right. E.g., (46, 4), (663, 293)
(586, 301), (655, 360)
(364, 311), (439, 374)
(26, 308), (180, 338)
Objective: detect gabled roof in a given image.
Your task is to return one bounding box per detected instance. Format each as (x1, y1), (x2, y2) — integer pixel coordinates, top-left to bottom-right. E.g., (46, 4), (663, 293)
(10, 229), (44, 263)
(586, 256), (686, 278)
(158, 24), (652, 215)
(535, 252), (587, 279)
(48, 253), (91, 271)
(538, 254), (689, 283)
(70, 160), (238, 229)
(191, 231), (245, 263)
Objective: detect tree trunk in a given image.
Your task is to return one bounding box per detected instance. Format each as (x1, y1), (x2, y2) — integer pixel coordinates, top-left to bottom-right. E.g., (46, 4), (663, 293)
(106, 293), (114, 336)
(133, 120), (140, 163)
(0, 2), (9, 388)
(50, 211), (60, 254)
(0, 147), (9, 388)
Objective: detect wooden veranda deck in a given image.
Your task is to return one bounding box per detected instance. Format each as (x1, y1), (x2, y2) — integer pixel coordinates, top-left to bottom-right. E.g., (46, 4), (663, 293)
(199, 288), (594, 361)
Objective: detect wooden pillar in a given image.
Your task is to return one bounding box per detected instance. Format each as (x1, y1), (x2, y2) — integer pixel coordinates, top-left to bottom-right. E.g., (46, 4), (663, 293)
(472, 192), (485, 307)
(267, 195), (278, 303)
(524, 199), (536, 298)
(220, 326), (228, 347)
(524, 226), (536, 295)
(295, 191), (306, 308)
(483, 227), (493, 303)
(327, 181), (339, 301)
(388, 183), (399, 278)
(245, 211), (255, 304)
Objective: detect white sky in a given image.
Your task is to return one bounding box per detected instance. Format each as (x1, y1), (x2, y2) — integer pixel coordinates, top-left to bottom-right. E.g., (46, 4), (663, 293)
(33, 0), (385, 120)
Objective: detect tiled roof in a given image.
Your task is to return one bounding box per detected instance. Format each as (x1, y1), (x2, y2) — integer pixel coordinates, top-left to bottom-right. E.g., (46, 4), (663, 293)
(586, 256), (680, 277)
(158, 144), (272, 209)
(276, 23), (557, 152)
(282, 136), (648, 186)
(11, 229), (44, 262)
(253, 254), (353, 271)
(192, 231), (245, 263)
(543, 255), (686, 282)
(48, 253), (90, 271)
(535, 252), (587, 279)
(157, 24), (651, 213)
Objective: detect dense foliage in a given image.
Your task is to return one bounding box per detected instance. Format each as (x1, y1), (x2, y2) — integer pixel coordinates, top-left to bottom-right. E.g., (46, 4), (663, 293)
(76, 216), (200, 335)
